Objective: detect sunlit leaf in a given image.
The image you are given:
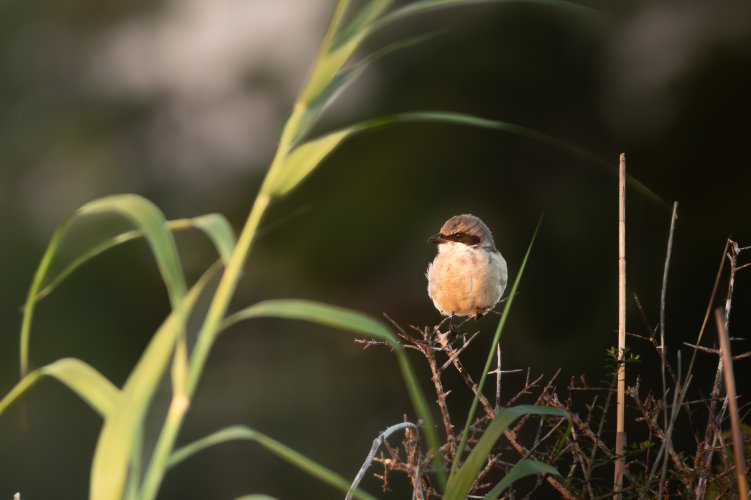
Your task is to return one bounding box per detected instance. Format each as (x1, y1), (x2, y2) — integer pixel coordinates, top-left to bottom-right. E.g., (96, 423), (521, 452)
(293, 32), (436, 144)
(189, 213), (237, 265)
(31, 214), (235, 305)
(223, 299), (394, 342)
(300, 0), (391, 105)
(168, 425), (377, 500)
(0, 358), (120, 419)
(261, 130), (350, 197)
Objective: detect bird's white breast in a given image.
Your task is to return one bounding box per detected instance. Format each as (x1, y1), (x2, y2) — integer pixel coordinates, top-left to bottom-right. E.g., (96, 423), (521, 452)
(427, 243), (508, 317)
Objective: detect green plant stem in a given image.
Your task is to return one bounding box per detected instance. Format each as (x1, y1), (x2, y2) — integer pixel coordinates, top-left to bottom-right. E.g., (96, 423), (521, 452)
(140, 191), (272, 500)
(140, 394), (191, 500)
(187, 191), (271, 393)
(450, 215), (542, 477)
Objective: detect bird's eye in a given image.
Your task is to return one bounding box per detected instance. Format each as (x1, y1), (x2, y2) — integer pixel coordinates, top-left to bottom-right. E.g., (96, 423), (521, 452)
(452, 232), (462, 238)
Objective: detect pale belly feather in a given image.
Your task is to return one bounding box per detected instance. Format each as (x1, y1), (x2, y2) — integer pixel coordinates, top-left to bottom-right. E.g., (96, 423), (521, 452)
(427, 244), (507, 317)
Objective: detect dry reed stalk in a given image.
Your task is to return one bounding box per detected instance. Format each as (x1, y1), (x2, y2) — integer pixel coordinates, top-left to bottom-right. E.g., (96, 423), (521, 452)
(714, 308), (749, 499)
(614, 152), (626, 497)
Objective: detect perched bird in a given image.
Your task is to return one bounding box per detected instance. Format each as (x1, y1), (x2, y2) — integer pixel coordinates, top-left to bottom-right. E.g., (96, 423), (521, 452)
(426, 214), (508, 319)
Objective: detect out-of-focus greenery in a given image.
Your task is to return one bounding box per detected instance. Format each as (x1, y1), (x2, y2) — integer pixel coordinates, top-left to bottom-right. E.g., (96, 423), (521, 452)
(1, 0), (750, 498)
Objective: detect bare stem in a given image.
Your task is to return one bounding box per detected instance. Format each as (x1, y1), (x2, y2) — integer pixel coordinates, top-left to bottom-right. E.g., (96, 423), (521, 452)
(614, 152), (627, 497)
(657, 201), (678, 498)
(346, 422), (420, 500)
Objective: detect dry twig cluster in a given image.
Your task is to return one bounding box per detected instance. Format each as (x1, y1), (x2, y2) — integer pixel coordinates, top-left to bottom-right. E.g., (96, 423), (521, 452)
(352, 239), (749, 499)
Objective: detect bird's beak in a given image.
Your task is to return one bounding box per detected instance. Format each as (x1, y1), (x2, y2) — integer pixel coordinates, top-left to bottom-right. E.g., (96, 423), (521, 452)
(428, 233), (446, 244)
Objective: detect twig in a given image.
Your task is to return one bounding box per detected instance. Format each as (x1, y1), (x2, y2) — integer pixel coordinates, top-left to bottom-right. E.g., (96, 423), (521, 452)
(656, 201), (678, 499)
(426, 331), (456, 458)
(439, 331), (481, 371)
(346, 422), (420, 500)
(714, 308), (749, 498)
(686, 238), (730, 397)
(696, 239), (741, 497)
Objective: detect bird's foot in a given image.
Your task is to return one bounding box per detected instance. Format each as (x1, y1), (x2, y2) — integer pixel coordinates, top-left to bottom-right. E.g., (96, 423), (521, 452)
(448, 321), (460, 336)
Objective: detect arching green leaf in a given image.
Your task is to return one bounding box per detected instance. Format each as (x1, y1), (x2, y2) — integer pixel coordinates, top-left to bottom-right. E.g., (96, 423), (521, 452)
(483, 459), (562, 499)
(168, 425), (377, 500)
(20, 194), (187, 377)
(0, 358), (120, 418)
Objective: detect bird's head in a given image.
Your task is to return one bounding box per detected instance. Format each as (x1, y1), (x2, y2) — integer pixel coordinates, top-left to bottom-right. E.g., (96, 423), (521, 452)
(428, 214), (496, 249)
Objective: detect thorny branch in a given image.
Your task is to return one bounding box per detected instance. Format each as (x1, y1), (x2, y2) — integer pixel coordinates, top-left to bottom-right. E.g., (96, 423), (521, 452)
(351, 241), (748, 498)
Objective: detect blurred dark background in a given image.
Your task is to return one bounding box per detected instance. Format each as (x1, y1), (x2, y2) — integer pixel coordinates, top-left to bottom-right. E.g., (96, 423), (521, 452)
(1, 0), (749, 498)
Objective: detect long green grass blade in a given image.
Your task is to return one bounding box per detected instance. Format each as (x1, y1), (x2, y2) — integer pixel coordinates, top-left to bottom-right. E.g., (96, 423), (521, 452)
(358, 111), (664, 206)
(223, 299), (393, 341)
(450, 215), (542, 477)
(293, 32), (437, 145)
(372, 0), (604, 33)
(221, 299), (447, 489)
(167, 425), (377, 500)
(30, 214), (235, 305)
(89, 264), (218, 500)
(189, 213), (237, 265)
(445, 405), (567, 499)
(483, 459), (562, 499)
(233, 496), (278, 500)
(300, 0), (391, 105)
(265, 111), (663, 206)
(78, 194), (187, 307)
(19, 195), (196, 378)
(20, 218), (68, 377)
(0, 358), (120, 418)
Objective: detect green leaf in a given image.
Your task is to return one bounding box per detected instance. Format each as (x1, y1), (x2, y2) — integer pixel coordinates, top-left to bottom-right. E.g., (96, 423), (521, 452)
(261, 129), (351, 197)
(445, 405), (568, 499)
(265, 111), (663, 206)
(167, 425), (377, 500)
(293, 32), (436, 145)
(20, 194), (188, 378)
(189, 213), (237, 265)
(223, 299), (395, 342)
(359, 111), (664, 206)
(372, 0), (604, 33)
(78, 194), (187, 306)
(221, 299), (447, 489)
(300, 0), (391, 105)
(89, 264), (219, 500)
(0, 358), (120, 418)
(233, 496), (279, 500)
(483, 459), (562, 499)
(30, 214), (235, 305)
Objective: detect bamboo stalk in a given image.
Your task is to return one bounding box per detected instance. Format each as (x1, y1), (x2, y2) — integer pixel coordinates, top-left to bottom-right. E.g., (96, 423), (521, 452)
(613, 153), (626, 497)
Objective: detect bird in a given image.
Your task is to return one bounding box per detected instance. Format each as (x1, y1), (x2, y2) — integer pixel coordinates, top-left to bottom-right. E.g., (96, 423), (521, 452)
(426, 214), (508, 320)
